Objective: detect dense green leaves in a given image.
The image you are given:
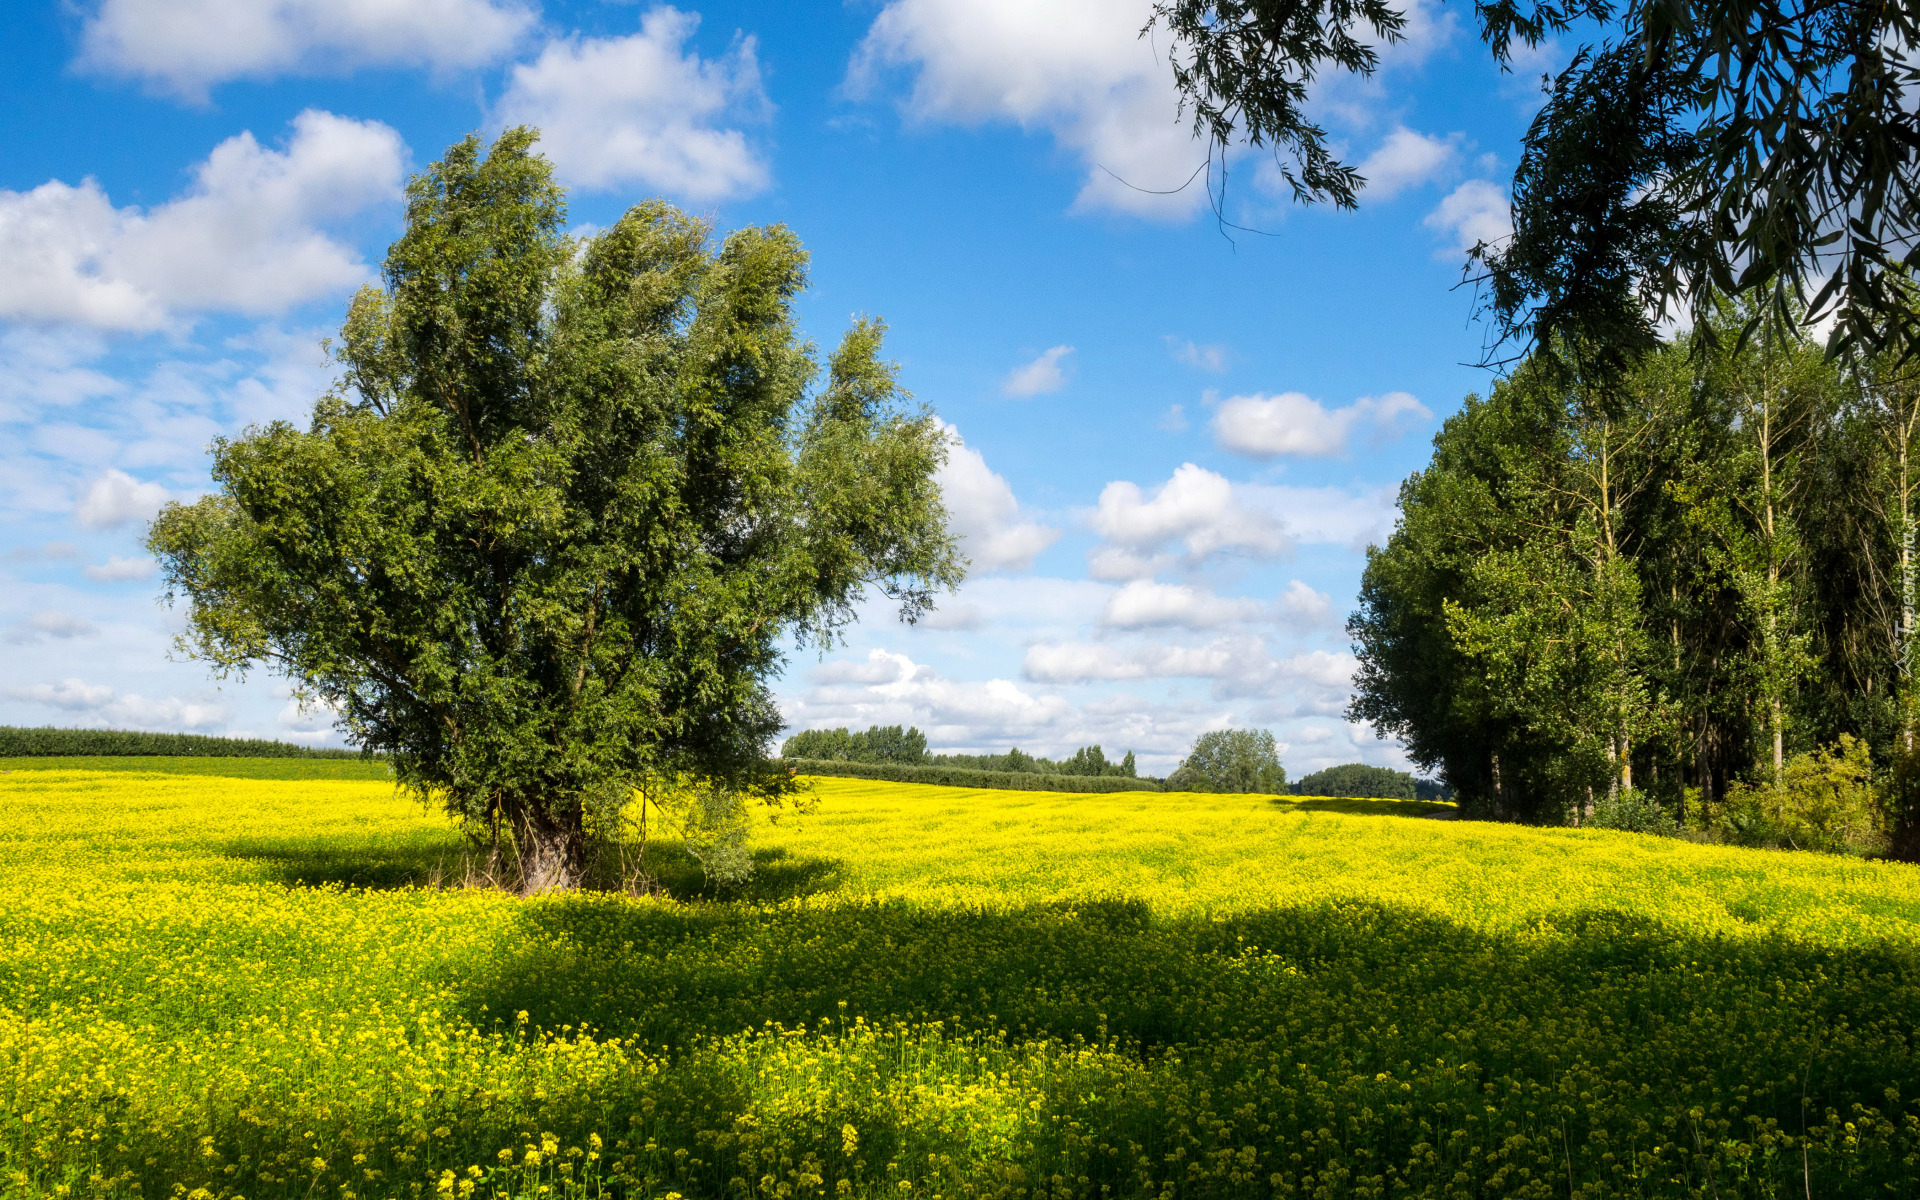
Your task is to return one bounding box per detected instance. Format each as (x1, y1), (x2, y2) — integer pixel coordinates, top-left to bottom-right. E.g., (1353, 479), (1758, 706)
(1352, 313), (1920, 837)
(1291, 761), (1418, 799)
(1169, 728), (1288, 793)
(148, 131), (962, 888)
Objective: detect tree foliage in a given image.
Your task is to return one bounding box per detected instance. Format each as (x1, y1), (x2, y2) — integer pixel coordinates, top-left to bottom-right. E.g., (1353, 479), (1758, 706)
(1169, 728), (1287, 793)
(1351, 307), (1920, 847)
(148, 130), (962, 891)
(780, 727), (1141, 777)
(1148, 0), (1920, 360)
(1292, 762), (1417, 799)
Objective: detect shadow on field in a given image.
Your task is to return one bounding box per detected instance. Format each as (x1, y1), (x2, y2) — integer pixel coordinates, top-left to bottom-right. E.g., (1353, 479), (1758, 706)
(223, 835), (465, 888)
(225, 836), (845, 901)
(1274, 796), (1458, 818)
(48, 882), (1920, 1199)
(434, 889), (1920, 1200)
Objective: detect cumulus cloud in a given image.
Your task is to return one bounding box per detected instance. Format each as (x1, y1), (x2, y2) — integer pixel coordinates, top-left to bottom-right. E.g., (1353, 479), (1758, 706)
(7, 677), (227, 729)
(798, 647), (1077, 743)
(1425, 179), (1513, 258)
(1100, 579), (1262, 629)
(4, 610), (99, 645)
(937, 424), (1060, 572)
(1023, 636), (1358, 698)
(76, 469), (171, 529)
(849, 0), (1210, 218)
(0, 110), (405, 330)
(1087, 462), (1292, 578)
(84, 555), (158, 583)
(1001, 345), (1074, 396)
(1211, 390), (1430, 458)
(1277, 579), (1336, 629)
(1236, 483), (1398, 551)
(496, 8), (771, 199)
(77, 0), (534, 100)
(1356, 127), (1460, 200)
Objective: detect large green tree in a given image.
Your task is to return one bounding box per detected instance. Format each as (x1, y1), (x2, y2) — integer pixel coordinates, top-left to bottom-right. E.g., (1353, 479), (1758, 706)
(148, 130), (962, 891)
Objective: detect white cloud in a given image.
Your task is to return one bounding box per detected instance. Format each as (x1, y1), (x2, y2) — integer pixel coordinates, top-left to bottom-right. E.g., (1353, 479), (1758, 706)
(1425, 179), (1513, 258)
(4, 610), (99, 645)
(10, 678), (116, 710)
(1022, 636), (1358, 698)
(0, 110), (405, 330)
(1167, 338), (1227, 372)
(0, 329), (121, 423)
(937, 424), (1060, 572)
(84, 555), (159, 583)
(1101, 579), (1261, 629)
(850, 0), (1210, 219)
(1087, 462), (1292, 578)
(1212, 390), (1430, 458)
(1001, 345), (1074, 397)
(496, 8), (772, 199)
(7, 678), (228, 729)
(1158, 404), (1190, 432)
(78, 0), (534, 100)
(800, 647), (1077, 742)
(76, 469), (171, 530)
(1356, 127), (1460, 200)
(1277, 579), (1335, 629)
(1237, 483), (1399, 551)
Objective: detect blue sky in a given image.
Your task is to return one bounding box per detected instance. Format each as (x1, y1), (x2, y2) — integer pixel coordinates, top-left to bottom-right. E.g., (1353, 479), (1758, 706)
(0, 0), (1554, 775)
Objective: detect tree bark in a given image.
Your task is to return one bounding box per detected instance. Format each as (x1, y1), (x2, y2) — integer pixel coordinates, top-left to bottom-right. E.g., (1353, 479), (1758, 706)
(509, 803), (585, 895)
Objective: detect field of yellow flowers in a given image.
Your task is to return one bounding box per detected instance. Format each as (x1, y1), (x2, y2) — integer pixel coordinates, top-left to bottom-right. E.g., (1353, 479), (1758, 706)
(5, 759), (1920, 1199)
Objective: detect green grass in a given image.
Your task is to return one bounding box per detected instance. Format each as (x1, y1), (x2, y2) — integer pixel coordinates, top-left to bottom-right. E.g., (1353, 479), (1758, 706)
(3, 767), (1920, 1198)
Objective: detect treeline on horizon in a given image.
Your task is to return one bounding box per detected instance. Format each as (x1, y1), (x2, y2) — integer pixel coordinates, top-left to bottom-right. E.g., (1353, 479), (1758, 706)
(1352, 302), (1920, 852)
(0, 727), (362, 759)
(781, 725), (1142, 778)
(782, 724), (1442, 798)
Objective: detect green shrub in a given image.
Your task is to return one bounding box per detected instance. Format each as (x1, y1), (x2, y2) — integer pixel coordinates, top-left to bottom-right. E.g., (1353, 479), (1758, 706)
(1587, 787), (1678, 835)
(785, 758), (1162, 792)
(0, 726), (361, 758)
(1715, 734), (1885, 854)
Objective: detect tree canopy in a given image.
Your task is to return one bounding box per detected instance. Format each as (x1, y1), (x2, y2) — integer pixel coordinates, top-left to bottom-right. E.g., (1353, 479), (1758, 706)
(1148, 0), (1920, 360)
(1349, 307), (1917, 848)
(148, 129), (962, 891)
(1292, 762), (1418, 799)
(1168, 728), (1288, 793)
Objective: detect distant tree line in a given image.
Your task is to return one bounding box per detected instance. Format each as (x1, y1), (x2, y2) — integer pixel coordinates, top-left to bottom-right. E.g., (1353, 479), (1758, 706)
(0, 727), (362, 759)
(1352, 306), (1917, 853)
(781, 726), (1139, 778)
(1291, 763), (1411, 800)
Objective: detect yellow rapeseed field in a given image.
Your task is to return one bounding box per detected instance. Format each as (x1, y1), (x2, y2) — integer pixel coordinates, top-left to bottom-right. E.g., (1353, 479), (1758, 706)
(4, 760), (1920, 1199)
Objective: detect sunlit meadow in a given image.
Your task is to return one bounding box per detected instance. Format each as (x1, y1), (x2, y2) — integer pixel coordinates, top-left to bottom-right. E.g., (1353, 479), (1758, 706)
(5, 759), (1920, 1198)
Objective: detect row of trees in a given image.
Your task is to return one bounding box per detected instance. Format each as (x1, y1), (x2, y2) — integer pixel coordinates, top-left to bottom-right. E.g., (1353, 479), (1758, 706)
(781, 726), (1141, 778)
(1350, 306), (1920, 849)
(1290, 763), (1433, 801)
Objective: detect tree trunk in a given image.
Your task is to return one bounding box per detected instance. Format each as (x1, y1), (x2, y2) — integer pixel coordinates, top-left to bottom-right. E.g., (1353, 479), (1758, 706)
(509, 804), (585, 895)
